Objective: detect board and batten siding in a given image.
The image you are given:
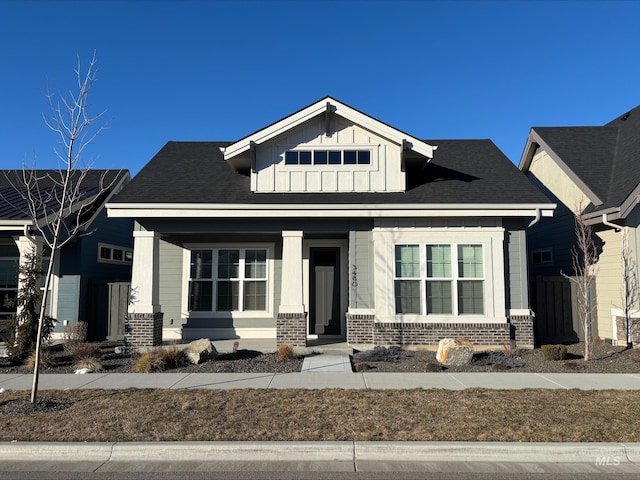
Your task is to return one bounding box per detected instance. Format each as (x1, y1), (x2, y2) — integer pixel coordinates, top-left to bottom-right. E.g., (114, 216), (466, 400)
(504, 220), (528, 311)
(158, 239), (184, 329)
(594, 228), (623, 339)
(349, 230), (374, 310)
(252, 116), (405, 193)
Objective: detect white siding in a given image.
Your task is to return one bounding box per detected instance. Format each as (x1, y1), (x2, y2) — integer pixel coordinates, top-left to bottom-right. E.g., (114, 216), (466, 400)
(253, 116), (406, 193)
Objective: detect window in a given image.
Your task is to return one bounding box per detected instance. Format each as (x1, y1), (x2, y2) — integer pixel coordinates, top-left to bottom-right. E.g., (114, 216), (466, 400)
(531, 248), (553, 265)
(188, 248), (268, 312)
(98, 243), (133, 265)
(394, 243), (484, 316)
(285, 149), (372, 166)
(0, 245), (19, 319)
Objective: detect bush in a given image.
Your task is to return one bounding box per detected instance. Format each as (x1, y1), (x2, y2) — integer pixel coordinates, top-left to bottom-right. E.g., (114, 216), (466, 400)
(62, 322), (88, 354)
(72, 342), (102, 362)
(73, 357), (103, 373)
(133, 347), (188, 373)
(276, 343), (295, 361)
(502, 340), (517, 359)
(24, 349), (57, 371)
(541, 344), (568, 361)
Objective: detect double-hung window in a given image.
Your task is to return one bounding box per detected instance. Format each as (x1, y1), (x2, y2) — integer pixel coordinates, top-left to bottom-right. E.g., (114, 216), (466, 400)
(189, 248), (268, 312)
(395, 243), (484, 316)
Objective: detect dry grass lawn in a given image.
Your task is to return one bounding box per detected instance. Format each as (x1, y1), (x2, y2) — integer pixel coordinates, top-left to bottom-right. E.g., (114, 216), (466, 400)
(1, 388), (640, 442)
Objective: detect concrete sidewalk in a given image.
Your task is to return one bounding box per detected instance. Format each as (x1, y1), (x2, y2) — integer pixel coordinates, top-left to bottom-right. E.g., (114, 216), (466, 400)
(2, 371), (640, 390)
(1, 441), (640, 474)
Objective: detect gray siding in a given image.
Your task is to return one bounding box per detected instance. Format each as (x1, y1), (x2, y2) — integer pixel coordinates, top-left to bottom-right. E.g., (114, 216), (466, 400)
(158, 239), (184, 329)
(349, 230), (373, 309)
(504, 220), (529, 310)
(54, 275), (80, 332)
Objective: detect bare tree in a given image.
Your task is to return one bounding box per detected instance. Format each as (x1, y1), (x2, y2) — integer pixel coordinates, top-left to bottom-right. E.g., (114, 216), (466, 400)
(2, 52), (117, 403)
(618, 229), (638, 348)
(562, 202), (598, 361)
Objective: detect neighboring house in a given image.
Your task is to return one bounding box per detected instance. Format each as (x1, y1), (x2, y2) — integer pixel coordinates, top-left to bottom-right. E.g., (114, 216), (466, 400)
(107, 97), (554, 349)
(519, 105), (640, 346)
(0, 169), (133, 341)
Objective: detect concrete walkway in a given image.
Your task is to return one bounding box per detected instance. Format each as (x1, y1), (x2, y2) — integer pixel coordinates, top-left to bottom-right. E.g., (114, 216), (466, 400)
(2, 371), (640, 390)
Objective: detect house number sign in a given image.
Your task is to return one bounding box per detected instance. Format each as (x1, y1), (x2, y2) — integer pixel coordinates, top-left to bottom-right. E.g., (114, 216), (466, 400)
(351, 264), (358, 287)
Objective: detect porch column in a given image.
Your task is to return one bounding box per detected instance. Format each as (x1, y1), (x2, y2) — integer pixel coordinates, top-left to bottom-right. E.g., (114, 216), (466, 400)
(14, 235), (43, 319)
(127, 230), (162, 347)
(277, 230), (306, 347)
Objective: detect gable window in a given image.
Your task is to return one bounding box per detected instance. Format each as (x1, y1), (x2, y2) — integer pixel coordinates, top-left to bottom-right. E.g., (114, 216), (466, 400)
(98, 243), (133, 265)
(531, 248), (553, 265)
(285, 149), (371, 166)
(189, 248), (268, 312)
(395, 243), (484, 316)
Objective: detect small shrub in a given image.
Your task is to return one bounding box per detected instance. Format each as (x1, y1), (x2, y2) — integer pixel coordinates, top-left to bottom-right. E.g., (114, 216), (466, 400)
(502, 340), (517, 359)
(24, 349), (57, 371)
(133, 350), (165, 373)
(73, 357), (103, 373)
(232, 341), (239, 353)
(72, 342), (102, 362)
(541, 344), (567, 361)
(62, 321), (88, 354)
(160, 346), (188, 369)
(276, 343), (295, 361)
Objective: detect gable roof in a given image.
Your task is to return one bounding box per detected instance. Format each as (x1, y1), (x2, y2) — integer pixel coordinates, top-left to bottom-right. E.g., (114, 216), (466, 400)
(519, 105), (640, 220)
(0, 169), (129, 226)
(109, 139), (551, 210)
(222, 96), (437, 171)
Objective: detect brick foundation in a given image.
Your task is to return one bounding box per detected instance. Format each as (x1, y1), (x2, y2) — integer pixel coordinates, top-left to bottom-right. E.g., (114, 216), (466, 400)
(346, 315), (535, 348)
(509, 315), (535, 349)
(615, 316), (640, 346)
(276, 312), (307, 347)
(125, 312), (163, 348)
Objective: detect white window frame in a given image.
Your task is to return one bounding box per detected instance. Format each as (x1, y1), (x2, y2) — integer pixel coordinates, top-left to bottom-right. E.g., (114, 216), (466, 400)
(97, 243), (133, 265)
(394, 243), (485, 317)
(282, 146), (374, 169)
(182, 243), (274, 319)
(373, 226), (505, 324)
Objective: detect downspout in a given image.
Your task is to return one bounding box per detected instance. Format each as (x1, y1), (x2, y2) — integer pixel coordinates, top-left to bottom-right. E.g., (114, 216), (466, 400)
(602, 213), (621, 232)
(23, 223), (36, 242)
(527, 209), (541, 228)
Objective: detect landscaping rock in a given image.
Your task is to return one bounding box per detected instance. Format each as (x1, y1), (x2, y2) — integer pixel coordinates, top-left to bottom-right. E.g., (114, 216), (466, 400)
(184, 339), (219, 365)
(436, 338), (474, 366)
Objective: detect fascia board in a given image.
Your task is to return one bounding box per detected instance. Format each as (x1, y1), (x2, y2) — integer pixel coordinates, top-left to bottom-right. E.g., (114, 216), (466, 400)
(518, 131), (537, 171)
(223, 97), (435, 160)
(106, 203), (555, 219)
(526, 129), (604, 206)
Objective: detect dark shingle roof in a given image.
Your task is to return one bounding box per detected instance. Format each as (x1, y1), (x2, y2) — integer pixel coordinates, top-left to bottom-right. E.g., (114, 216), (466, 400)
(532, 105), (640, 214)
(111, 140), (550, 206)
(0, 170), (127, 222)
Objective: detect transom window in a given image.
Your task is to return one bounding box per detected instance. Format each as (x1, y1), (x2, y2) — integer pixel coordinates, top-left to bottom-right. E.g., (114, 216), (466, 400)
(98, 243), (133, 265)
(189, 248), (268, 312)
(394, 244), (484, 316)
(285, 150), (371, 166)
(531, 248), (553, 265)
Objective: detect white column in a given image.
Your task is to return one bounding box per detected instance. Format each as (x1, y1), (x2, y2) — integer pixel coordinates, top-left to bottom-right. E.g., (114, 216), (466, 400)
(279, 230), (305, 314)
(128, 230), (161, 314)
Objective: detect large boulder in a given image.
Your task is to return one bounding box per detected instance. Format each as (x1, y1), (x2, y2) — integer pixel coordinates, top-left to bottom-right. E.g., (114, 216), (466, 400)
(184, 339), (219, 365)
(436, 338), (474, 366)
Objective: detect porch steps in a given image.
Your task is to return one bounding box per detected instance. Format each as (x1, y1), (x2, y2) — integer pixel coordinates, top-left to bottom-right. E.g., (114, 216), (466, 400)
(301, 354), (353, 373)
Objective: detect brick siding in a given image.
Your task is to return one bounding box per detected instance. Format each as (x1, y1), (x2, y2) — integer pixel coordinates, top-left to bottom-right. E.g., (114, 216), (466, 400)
(276, 312), (307, 347)
(125, 312), (163, 347)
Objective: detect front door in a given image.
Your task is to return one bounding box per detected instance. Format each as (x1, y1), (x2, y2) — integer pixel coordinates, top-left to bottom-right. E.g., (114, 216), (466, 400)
(309, 247), (341, 335)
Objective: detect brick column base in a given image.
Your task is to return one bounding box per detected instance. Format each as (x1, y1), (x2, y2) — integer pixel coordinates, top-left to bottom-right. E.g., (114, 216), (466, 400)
(509, 315), (534, 349)
(125, 312), (163, 348)
(277, 312), (307, 347)
(615, 316), (640, 347)
(346, 314), (375, 344)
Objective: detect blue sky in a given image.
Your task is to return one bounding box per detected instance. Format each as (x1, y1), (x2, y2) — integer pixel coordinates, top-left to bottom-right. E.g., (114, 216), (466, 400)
(1, 0), (639, 175)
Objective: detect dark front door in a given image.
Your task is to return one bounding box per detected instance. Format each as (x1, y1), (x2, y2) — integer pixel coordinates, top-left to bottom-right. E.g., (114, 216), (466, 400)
(309, 247), (341, 336)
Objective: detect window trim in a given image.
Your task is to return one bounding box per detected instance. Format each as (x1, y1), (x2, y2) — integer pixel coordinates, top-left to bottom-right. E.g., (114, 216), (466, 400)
(283, 148), (373, 167)
(531, 248), (553, 265)
(394, 243), (485, 317)
(97, 243), (133, 265)
(182, 243), (274, 319)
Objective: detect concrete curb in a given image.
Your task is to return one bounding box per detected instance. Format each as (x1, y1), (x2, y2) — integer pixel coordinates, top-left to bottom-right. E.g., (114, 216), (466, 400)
(1, 441), (640, 464)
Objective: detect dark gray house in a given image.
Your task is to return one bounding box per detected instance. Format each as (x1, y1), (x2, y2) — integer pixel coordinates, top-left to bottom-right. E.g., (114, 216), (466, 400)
(107, 97), (554, 348)
(0, 169), (132, 340)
